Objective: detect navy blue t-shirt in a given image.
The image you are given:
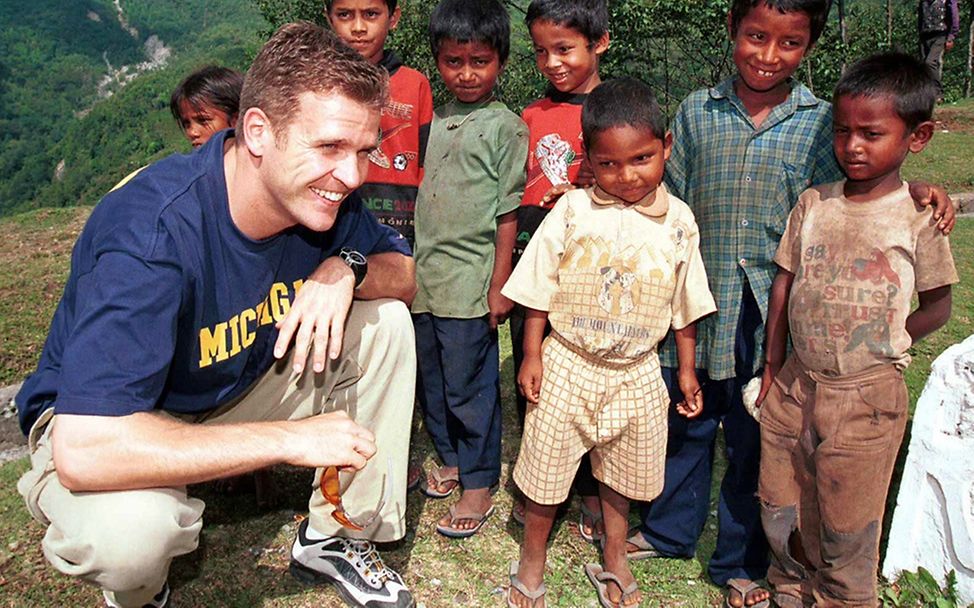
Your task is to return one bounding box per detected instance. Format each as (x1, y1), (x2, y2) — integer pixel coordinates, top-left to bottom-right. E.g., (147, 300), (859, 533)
(17, 130), (411, 434)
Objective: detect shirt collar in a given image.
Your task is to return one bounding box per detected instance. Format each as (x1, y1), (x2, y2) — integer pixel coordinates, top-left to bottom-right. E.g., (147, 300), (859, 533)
(709, 76), (821, 109)
(590, 183), (670, 218)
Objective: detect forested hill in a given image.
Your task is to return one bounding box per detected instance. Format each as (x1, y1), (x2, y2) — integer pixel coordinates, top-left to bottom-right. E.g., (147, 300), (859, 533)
(0, 0), (266, 217)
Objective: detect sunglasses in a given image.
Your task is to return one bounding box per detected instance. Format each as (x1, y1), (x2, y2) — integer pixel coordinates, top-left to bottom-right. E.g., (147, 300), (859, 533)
(317, 457), (391, 531)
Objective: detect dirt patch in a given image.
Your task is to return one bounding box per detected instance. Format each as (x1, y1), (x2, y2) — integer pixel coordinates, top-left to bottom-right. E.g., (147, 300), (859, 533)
(934, 107), (974, 135)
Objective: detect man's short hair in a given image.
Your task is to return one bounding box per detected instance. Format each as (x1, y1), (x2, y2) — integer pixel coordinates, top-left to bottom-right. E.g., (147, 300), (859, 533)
(729, 0), (832, 45)
(325, 0), (397, 11)
(582, 77), (666, 148)
(169, 65), (244, 124)
(238, 22), (388, 142)
(525, 0), (608, 44)
(429, 0), (511, 64)
(834, 52), (938, 130)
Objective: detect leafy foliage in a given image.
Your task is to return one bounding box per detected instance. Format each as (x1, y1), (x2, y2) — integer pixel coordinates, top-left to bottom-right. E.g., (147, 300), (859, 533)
(0, 0), (266, 216)
(882, 568), (972, 608)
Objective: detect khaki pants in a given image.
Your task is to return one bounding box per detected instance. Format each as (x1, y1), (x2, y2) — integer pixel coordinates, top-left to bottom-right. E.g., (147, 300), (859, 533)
(17, 299), (415, 607)
(758, 355), (908, 608)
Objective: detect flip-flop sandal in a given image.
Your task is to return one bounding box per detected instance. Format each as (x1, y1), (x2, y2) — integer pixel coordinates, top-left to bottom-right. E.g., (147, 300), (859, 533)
(421, 467), (459, 498)
(578, 501), (604, 544)
(724, 578), (771, 608)
(584, 563), (640, 608)
(435, 504), (496, 538)
(406, 462), (424, 493)
(506, 560), (546, 608)
(625, 528), (664, 560)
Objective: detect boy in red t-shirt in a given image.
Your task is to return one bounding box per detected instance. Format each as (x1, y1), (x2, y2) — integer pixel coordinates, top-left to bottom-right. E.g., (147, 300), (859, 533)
(327, 0), (433, 249)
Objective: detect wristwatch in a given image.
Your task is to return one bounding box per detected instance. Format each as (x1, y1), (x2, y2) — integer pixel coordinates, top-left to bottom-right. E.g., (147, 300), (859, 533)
(339, 248), (368, 288)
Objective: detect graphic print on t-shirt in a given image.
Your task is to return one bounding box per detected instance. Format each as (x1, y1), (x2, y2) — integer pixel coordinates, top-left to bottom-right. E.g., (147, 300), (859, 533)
(791, 244), (900, 360)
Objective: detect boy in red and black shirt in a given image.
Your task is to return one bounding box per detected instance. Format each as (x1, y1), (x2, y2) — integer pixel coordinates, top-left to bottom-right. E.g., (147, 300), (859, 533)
(327, 0), (433, 248)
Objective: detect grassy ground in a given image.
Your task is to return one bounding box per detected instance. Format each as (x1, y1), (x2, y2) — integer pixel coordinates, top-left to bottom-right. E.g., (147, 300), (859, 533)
(0, 101), (972, 606)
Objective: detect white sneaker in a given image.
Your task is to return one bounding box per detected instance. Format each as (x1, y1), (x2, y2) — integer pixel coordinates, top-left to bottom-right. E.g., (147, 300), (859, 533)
(103, 582), (170, 608)
(290, 519), (413, 608)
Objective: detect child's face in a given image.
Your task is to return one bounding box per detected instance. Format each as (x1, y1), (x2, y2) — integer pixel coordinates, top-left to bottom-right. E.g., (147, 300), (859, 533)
(731, 3), (811, 100)
(178, 100), (235, 148)
(586, 125), (672, 204)
(833, 94), (931, 193)
(435, 38), (503, 104)
(529, 19), (608, 95)
(327, 0), (400, 65)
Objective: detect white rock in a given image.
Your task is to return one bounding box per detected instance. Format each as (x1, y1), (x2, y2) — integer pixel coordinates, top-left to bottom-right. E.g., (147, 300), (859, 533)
(882, 334), (974, 604)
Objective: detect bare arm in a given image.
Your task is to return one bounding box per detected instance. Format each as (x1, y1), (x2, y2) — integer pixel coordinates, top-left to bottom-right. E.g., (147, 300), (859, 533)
(51, 410), (376, 492)
(757, 268), (795, 406)
(906, 285), (952, 343)
(355, 251), (417, 304)
(274, 251), (416, 374)
(673, 324), (703, 418)
(487, 210), (517, 330)
(517, 307), (548, 405)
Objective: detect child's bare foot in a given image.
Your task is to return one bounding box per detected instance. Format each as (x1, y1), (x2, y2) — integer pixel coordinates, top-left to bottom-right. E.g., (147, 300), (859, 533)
(508, 558), (546, 607)
(436, 487), (493, 536)
(726, 579), (770, 607)
(423, 465), (459, 498)
(602, 553), (641, 607)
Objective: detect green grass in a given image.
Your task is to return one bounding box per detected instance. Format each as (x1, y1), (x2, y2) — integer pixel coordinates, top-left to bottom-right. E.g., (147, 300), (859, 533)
(0, 111), (972, 606)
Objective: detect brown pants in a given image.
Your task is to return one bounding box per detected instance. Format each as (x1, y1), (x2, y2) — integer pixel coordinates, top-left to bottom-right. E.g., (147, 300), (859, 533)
(758, 355), (908, 608)
(16, 299), (415, 607)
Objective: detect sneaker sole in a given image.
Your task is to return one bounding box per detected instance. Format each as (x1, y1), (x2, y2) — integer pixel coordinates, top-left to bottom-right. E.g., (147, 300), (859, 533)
(289, 560), (415, 608)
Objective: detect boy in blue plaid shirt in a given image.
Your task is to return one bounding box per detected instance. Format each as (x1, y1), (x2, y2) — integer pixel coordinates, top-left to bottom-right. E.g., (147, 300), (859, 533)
(626, 1), (957, 606)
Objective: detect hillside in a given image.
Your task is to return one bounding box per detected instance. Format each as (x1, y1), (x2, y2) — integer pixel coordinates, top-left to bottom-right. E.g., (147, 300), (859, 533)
(0, 0), (266, 217)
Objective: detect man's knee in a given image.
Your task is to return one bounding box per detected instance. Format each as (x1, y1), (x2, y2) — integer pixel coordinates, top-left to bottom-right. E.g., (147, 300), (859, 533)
(42, 488), (203, 591)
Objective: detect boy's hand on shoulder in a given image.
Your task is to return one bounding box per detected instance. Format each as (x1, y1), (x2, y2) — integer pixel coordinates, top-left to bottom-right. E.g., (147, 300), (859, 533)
(909, 182), (956, 234)
(487, 285), (514, 330)
(675, 369), (704, 419)
(517, 355), (543, 405)
(540, 182), (575, 208)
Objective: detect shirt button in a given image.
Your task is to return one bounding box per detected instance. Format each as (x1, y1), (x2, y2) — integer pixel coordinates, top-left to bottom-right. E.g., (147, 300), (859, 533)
(741, 219), (749, 227)
(745, 175), (752, 183)
(739, 258), (748, 266)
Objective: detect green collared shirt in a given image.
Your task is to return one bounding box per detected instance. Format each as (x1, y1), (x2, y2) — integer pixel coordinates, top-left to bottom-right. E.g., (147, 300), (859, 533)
(659, 78), (843, 380)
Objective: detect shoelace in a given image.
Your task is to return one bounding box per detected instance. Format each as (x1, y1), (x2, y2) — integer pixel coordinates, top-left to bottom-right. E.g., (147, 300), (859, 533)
(346, 539), (393, 585)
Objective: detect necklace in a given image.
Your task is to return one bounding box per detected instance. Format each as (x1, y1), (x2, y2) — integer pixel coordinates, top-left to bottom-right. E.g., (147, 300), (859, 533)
(445, 96), (496, 130)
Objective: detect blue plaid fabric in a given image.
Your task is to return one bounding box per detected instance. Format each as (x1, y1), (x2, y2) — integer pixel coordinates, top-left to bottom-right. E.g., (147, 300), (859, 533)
(659, 78), (843, 380)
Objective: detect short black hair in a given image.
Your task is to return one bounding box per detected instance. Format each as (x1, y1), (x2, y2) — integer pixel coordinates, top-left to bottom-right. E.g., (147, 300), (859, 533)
(325, 0), (397, 12)
(833, 52), (938, 130)
(729, 0), (832, 45)
(429, 0), (510, 64)
(582, 77), (666, 148)
(525, 0), (608, 44)
(170, 65), (244, 124)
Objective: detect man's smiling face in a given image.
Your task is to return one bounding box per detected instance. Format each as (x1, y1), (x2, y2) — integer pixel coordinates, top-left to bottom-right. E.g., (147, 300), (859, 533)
(258, 91), (380, 234)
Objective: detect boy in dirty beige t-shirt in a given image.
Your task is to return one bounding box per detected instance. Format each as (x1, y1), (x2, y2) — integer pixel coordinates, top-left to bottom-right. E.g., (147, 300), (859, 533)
(756, 53), (958, 608)
(501, 78), (716, 608)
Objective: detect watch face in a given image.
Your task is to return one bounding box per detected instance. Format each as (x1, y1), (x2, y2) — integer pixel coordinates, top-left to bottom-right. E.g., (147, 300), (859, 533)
(341, 248), (367, 266)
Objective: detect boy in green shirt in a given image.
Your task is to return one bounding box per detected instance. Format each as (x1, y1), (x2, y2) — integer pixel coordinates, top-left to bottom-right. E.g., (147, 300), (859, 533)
(413, 0), (528, 539)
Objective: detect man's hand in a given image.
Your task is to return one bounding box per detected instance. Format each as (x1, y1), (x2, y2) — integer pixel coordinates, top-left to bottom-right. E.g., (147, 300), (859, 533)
(283, 410), (377, 470)
(274, 256), (355, 374)
(909, 182), (956, 234)
(487, 284), (514, 330)
(517, 355), (543, 404)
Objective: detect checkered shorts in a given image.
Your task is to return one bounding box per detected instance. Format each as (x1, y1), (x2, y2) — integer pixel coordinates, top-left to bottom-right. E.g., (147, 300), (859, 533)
(513, 334), (669, 504)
